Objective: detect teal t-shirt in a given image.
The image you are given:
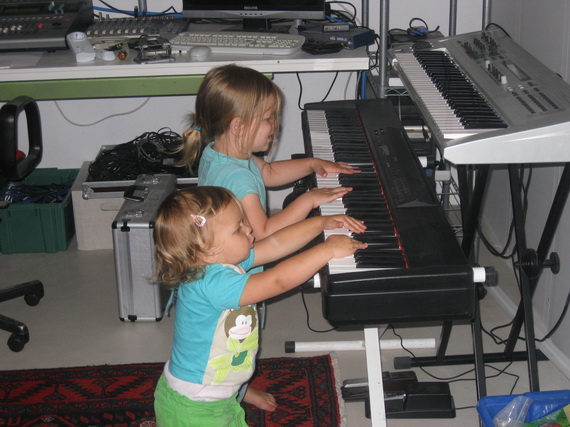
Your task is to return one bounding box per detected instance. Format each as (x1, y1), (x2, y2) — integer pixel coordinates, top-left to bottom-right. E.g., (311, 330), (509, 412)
(198, 142), (267, 210)
(169, 250), (258, 386)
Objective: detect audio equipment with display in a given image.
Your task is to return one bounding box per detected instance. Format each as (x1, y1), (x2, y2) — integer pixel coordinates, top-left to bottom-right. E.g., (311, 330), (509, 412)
(0, 0), (93, 51)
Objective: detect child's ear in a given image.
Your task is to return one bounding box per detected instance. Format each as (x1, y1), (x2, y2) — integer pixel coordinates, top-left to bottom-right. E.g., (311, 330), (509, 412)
(230, 117), (243, 136)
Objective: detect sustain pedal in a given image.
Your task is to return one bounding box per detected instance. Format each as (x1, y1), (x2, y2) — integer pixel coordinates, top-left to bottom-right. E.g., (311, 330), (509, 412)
(342, 371), (418, 402)
(366, 381), (456, 419)
(342, 371), (456, 419)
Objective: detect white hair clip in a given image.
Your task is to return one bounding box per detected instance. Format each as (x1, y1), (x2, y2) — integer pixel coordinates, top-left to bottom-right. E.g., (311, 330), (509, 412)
(190, 215), (206, 227)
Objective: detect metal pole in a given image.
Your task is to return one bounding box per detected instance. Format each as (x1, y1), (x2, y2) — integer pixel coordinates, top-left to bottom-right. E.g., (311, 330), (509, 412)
(482, 0), (492, 29)
(449, 0), (457, 36)
(361, 0), (369, 28)
(378, 0), (389, 98)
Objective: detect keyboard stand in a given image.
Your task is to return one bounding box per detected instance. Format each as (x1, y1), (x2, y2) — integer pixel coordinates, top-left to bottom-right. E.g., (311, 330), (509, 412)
(396, 162), (570, 392)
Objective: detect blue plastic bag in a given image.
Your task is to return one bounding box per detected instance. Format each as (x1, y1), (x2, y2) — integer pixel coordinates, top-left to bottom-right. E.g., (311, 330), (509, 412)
(477, 391), (570, 427)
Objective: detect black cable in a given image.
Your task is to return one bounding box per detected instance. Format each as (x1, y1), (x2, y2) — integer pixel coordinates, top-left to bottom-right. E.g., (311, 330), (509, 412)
(389, 325), (475, 381)
(390, 325), (520, 394)
(97, 0), (127, 15)
(320, 72), (339, 102)
(296, 73), (305, 110)
(296, 72), (339, 110)
(95, 1), (180, 17)
(300, 288), (336, 333)
(87, 128), (192, 181)
(481, 318), (513, 346)
(326, 1), (357, 25)
(388, 18), (440, 47)
(485, 22), (512, 38)
(478, 166), (531, 260)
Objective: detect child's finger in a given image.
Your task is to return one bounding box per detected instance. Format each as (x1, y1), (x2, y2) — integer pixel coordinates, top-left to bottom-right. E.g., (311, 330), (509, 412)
(344, 218), (367, 233)
(335, 162), (361, 173)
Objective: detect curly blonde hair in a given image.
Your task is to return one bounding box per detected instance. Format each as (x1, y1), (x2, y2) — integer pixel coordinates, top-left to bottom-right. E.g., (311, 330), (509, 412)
(154, 186), (241, 287)
(177, 64), (283, 167)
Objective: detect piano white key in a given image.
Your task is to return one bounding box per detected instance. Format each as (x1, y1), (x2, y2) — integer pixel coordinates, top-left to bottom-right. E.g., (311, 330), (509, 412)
(394, 52), (489, 139)
(306, 108), (404, 278)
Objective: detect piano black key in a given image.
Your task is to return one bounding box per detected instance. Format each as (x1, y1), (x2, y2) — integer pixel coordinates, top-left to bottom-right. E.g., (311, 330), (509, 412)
(354, 234), (398, 243)
(346, 210), (391, 218)
(301, 99), (475, 327)
(413, 49), (507, 130)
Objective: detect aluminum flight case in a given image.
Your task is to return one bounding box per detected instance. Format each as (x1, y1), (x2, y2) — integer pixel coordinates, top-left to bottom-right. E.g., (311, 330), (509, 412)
(112, 174), (176, 322)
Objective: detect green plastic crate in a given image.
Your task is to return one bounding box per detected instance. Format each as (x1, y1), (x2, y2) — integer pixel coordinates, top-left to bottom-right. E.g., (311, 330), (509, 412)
(0, 168), (79, 254)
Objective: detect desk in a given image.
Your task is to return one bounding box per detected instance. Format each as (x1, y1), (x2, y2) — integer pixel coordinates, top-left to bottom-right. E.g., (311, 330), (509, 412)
(0, 47), (369, 100)
(0, 44), (369, 204)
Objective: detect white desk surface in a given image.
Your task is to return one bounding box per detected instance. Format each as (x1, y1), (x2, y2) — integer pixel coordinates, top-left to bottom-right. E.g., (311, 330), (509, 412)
(0, 46), (370, 82)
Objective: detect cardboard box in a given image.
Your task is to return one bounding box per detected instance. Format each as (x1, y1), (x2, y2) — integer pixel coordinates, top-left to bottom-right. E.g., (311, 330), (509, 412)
(0, 168), (78, 254)
(72, 161), (197, 250)
(71, 162), (123, 250)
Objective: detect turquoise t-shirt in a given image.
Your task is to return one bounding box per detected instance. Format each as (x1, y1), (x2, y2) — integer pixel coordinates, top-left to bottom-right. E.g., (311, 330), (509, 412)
(169, 250), (258, 386)
(198, 142), (267, 210)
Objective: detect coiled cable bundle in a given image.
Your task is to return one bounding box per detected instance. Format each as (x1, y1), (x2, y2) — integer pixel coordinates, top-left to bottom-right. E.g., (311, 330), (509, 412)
(87, 128), (195, 181)
(0, 183), (71, 204)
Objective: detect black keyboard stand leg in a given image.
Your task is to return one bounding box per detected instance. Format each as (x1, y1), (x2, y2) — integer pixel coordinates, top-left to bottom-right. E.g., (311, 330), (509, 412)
(435, 321), (453, 363)
(507, 164), (540, 391)
(472, 292), (487, 398)
(399, 163), (570, 392)
(500, 162), (570, 391)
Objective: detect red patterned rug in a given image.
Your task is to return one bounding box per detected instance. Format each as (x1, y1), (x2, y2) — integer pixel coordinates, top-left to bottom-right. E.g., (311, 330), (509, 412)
(0, 355), (343, 426)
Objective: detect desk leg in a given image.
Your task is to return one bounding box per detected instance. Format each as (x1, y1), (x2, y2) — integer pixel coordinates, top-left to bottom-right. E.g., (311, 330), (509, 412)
(365, 326), (387, 427)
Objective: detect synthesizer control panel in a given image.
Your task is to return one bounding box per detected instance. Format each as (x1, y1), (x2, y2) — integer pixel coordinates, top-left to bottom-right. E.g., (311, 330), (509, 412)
(86, 16), (188, 41)
(0, 0), (93, 51)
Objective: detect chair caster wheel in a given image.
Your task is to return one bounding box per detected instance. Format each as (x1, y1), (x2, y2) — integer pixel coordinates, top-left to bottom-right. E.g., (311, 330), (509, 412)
(8, 333), (28, 352)
(24, 291), (43, 306)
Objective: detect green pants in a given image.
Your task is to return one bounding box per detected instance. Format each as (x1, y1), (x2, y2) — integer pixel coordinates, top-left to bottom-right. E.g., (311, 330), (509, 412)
(154, 374), (248, 427)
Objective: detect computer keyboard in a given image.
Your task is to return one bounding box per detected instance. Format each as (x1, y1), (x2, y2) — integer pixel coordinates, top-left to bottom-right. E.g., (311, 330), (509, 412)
(169, 31), (306, 56)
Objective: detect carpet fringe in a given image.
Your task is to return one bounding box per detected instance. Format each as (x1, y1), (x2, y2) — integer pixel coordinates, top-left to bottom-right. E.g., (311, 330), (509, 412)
(329, 352), (347, 427)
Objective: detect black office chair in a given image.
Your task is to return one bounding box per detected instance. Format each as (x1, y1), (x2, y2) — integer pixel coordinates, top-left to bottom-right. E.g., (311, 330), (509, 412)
(0, 96), (45, 352)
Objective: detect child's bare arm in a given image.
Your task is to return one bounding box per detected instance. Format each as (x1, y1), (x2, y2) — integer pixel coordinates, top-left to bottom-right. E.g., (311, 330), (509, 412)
(252, 214), (366, 267)
(242, 187), (357, 240)
(240, 235), (366, 306)
(253, 156), (359, 188)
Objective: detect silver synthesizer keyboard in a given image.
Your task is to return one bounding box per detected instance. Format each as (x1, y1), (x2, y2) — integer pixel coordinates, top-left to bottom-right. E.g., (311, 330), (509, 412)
(388, 27), (570, 165)
(169, 30), (305, 56)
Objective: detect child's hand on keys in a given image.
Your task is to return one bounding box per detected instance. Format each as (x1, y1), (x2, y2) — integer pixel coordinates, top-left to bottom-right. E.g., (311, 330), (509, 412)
(324, 234), (368, 258)
(305, 186), (352, 208)
(323, 215), (367, 234)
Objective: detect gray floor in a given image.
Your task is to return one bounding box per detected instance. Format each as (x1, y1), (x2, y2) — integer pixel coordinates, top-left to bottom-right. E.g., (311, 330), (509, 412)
(2, 238), (570, 426)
